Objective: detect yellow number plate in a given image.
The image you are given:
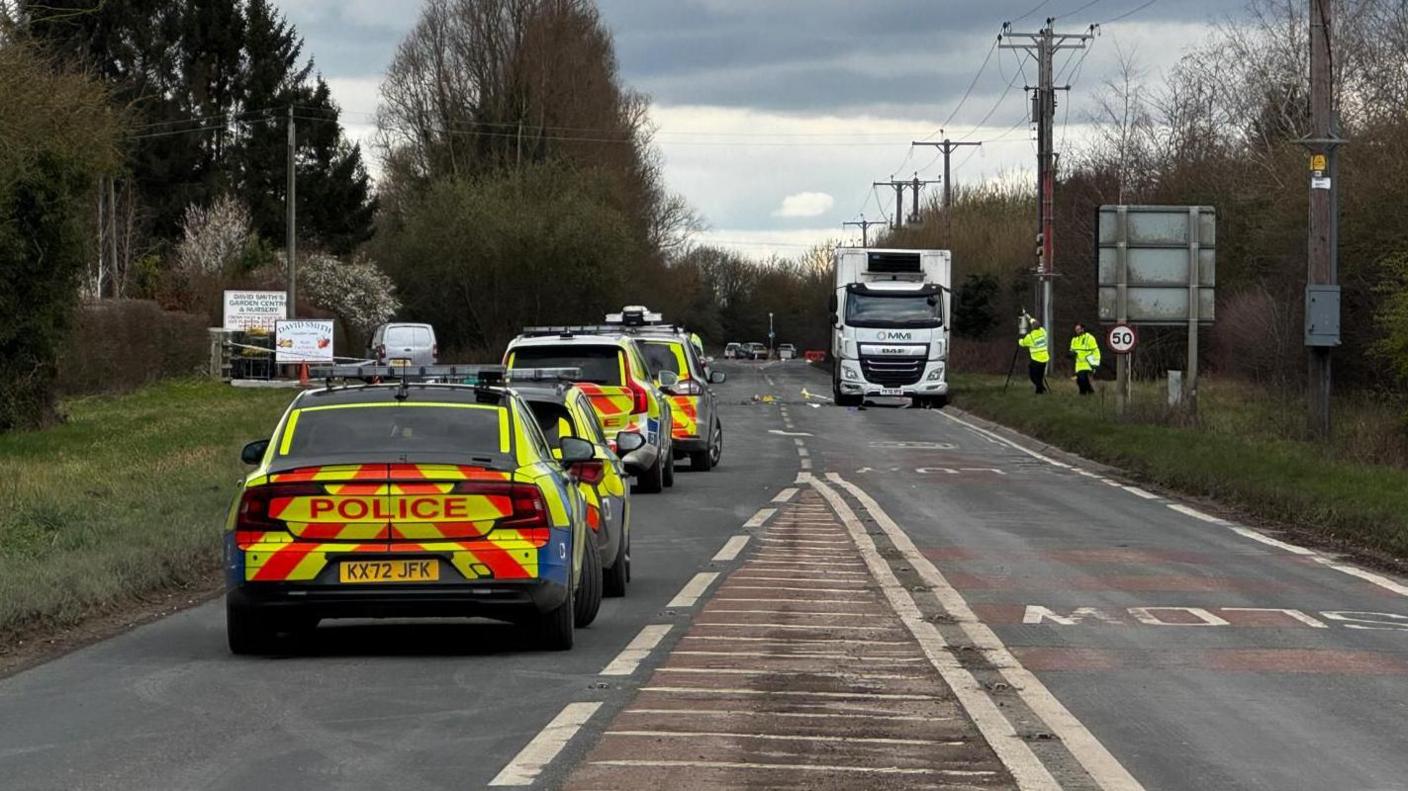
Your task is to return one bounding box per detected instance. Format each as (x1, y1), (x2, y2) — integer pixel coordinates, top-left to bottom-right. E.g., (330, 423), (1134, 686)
(389, 358), (411, 367)
(339, 559), (439, 583)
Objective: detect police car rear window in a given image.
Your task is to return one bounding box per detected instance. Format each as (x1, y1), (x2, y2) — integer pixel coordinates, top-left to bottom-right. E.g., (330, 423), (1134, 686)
(640, 341), (682, 376)
(280, 404), (509, 458)
(514, 346), (622, 386)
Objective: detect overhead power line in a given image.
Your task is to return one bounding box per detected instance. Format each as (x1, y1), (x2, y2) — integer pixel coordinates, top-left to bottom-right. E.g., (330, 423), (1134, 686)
(1052, 0), (1106, 20)
(1099, 0), (1157, 25)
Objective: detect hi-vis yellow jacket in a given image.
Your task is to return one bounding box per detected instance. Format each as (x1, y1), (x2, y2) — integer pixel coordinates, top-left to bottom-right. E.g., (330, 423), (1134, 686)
(1070, 332), (1101, 372)
(1019, 327), (1050, 363)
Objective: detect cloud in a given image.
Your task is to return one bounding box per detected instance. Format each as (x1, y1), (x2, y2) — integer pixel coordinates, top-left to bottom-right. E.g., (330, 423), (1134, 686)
(772, 192), (835, 218)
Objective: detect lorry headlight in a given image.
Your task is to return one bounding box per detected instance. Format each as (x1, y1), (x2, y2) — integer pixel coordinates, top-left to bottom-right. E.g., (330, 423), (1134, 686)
(927, 364), (945, 381)
(842, 365), (860, 381)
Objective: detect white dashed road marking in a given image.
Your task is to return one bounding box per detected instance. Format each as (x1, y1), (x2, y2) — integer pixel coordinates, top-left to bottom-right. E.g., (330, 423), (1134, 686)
(667, 572), (720, 608)
(711, 535), (751, 562)
(488, 702), (602, 786)
(600, 624), (674, 677)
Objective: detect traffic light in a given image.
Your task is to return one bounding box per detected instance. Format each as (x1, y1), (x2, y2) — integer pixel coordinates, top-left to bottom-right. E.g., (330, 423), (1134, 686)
(1035, 232), (1044, 270)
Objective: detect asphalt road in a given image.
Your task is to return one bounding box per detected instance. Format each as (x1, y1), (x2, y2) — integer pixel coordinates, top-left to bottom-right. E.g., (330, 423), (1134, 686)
(0, 362), (800, 791)
(4, 359), (1408, 790)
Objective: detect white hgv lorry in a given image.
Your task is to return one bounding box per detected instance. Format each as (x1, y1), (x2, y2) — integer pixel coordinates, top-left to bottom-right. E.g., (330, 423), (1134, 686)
(828, 247), (951, 408)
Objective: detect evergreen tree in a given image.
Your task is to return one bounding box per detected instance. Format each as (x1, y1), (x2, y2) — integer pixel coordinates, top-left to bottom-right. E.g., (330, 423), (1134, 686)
(21, 0), (375, 251)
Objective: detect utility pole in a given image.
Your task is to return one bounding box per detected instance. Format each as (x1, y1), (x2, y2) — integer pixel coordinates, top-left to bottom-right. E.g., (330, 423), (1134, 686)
(1001, 20), (1093, 372)
(873, 178), (909, 229)
(286, 105), (297, 319)
(1303, 0), (1341, 438)
(843, 217), (884, 246)
(908, 174), (942, 224)
(912, 138), (981, 236)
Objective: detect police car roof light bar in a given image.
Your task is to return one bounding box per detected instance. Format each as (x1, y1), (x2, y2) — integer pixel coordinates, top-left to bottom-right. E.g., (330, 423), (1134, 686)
(520, 325), (623, 338)
(605, 305), (664, 326)
(503, 367), (583, 382)
(309, 364), (507, 386)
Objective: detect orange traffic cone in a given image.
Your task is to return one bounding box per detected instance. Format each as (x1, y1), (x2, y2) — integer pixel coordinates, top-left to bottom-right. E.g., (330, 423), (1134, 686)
(298, 362), (310, 386)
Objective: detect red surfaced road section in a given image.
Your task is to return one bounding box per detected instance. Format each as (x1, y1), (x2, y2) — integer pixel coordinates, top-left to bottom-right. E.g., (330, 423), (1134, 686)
(564, 490), (1015, 791)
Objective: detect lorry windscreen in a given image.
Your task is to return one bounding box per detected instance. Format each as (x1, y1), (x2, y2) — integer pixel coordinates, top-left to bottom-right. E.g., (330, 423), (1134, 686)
(845, 292), (942, 328)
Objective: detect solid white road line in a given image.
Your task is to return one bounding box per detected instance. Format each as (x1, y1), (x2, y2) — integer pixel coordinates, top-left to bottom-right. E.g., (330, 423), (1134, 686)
(488, 702), (602, 786)
(937, 410), (1071, 469)
(667, 572), (720, 608)
(1312, 556), (1408, 597)
(772, 487), (798, 502)
(599, 624), (673, 676)
(1168, 504), (1318, 555)
(941, 408), (1408, 599)
(823, 472), (1142, 791)
(808, 476), (1062, 791)
(712, 535), (751, 562)
(743, 508), (777, 528)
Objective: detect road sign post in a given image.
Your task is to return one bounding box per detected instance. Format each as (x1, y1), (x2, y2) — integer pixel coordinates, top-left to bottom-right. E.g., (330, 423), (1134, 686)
(1098, 205), (1216, 417)
(1107, 323), (1137, 416)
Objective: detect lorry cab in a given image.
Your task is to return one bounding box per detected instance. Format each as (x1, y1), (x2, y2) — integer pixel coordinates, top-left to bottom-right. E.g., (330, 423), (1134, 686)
(830, 248), (951, 408)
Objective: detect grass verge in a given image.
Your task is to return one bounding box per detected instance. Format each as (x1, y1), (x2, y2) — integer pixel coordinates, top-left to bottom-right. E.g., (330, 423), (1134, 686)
(951, 373), (1408, 559)
(0, 379), (294, 640)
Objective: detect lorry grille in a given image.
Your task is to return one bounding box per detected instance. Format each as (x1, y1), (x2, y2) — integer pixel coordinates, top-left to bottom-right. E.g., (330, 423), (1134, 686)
(860, 356), (924, 386)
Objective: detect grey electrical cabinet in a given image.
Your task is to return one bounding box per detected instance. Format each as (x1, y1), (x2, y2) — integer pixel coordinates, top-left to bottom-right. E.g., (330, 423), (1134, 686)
(1305, 285), (1341, 347)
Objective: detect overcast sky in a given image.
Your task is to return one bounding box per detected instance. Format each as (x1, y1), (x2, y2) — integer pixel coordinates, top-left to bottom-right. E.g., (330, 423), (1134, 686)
(282, 0), (1245, 259)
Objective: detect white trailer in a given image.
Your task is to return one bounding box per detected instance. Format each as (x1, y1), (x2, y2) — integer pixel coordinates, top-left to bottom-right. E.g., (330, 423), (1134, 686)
(828, 248), (952, 407)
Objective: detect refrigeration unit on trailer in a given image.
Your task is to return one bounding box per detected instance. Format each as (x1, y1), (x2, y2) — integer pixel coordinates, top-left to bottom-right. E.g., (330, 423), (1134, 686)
(829, 248), (951, 408)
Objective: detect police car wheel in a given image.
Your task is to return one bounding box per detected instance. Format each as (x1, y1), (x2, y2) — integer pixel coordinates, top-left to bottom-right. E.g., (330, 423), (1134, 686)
(574, 533), (602, 628)
(635, 455), (664, 494)
(662, 449), (676, 487)
(604, 531), (629, 597)
(226, 598), (277, 656)
(536, 581), (575, 651)
(691, 420), (721, 471)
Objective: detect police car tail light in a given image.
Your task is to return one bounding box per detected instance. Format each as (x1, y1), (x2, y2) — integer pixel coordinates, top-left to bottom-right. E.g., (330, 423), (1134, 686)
(671, 378), (703, 396)
(453, 482), (551, 543)
(621, 354), (650, 414)
(236, 483), (323, 532)
(570, 460), (605, 485)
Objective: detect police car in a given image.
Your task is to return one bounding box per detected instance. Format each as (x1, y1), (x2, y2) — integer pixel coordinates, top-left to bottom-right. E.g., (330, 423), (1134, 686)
(224, 366), (603, 654)
(505, 328), (675, 493)
(605, 307), (726, 471)
(510, 370), (636, 597)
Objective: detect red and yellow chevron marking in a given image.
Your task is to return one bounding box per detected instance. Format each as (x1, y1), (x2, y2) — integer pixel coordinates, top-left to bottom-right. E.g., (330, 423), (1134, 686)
(243, 536), (389, 582)
(241, 535), (541, 582)
(576, 383), (634, 431)
(669, 395), (700, 439)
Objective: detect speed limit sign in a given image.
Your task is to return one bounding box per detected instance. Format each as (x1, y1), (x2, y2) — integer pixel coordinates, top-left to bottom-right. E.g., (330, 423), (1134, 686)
(1107, 324), (1138, 353)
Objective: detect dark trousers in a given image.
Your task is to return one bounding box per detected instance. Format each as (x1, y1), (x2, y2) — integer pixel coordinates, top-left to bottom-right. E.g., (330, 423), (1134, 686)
(1028, 361), (1046, 394)
(1076, 370), (1093, 395)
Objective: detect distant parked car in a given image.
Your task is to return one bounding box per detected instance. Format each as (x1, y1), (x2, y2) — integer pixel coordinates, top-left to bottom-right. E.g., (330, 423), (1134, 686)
(745, 342), (768, 360)
(369, 322), (438, 366)
(724, 342), (743, 359)
(777, 344), (797, 360)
